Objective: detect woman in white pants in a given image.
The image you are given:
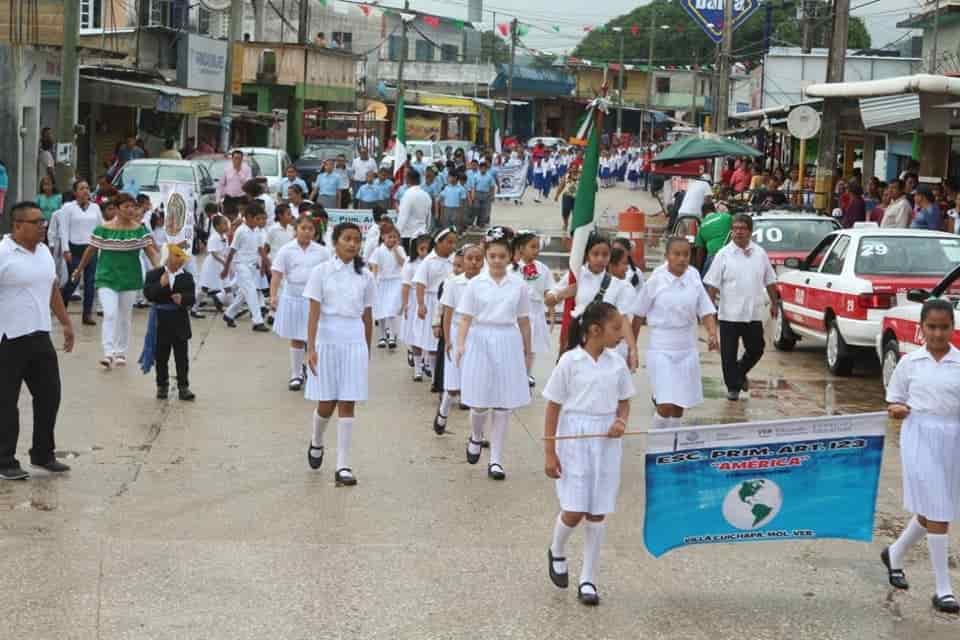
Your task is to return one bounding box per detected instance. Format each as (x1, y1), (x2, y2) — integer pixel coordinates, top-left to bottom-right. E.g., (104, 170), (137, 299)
(72, 193), (160, 368)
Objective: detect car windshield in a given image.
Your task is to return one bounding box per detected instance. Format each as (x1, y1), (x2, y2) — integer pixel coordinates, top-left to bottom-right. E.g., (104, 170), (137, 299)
(115, 164), (193, 191)
(251, 153), (278, 175)
(303, 144), (353, 160)
(751, 219), (840, 252)
(855, 236), (960, 276)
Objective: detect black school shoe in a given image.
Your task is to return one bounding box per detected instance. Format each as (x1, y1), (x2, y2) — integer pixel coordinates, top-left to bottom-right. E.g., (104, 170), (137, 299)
(178, 388), (196, 401)
(252, 323), (269, 332)
(157, 386), (169, 400)
(933, 594), (960, 614)
(0, 465), (30, 480)
(881, 547), (909, 590)
(548, 549), (569, 588)
(433, 412), (447, 435)
(487, 463), (506, 480)
(223, 315), (237, 328)
(30, 459), (71, 473)
(335, 468), (358, 486)
(466, 439), (482, 465)
(578, 582), (600, 606)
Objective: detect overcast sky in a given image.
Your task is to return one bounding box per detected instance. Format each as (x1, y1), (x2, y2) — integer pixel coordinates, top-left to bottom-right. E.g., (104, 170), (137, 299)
(396, 0), (924, 54)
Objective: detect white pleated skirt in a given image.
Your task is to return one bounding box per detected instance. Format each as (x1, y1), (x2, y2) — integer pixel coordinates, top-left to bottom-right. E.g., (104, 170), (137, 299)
(461, 324), (531, 409)
(900, 413), (960, 521)
(198, 254), (225, 291)
(374, 277), (403, 321)
(400, 287), (417, 346)
(305, 315), (369, 402)
(529, 299), (552, 354)
(410, 294), (440, 351)
(555, 412), (622, 515)
(444, 321), (462, 391)
(273, 291), (309, 341)
(646, 348), (703, 408)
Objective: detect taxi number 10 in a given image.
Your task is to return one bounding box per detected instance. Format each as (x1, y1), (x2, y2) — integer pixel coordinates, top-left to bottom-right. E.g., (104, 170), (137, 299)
(753, 227), (782, 243)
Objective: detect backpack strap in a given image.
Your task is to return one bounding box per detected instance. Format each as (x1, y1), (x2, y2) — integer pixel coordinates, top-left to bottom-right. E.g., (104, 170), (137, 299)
(592, 272), (612, 306)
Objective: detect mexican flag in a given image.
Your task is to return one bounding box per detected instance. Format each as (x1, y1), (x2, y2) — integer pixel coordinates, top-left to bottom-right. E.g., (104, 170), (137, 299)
(492, 107), (503, 153)
(393, 93), (407, 184)
(568, 103), (602, 272)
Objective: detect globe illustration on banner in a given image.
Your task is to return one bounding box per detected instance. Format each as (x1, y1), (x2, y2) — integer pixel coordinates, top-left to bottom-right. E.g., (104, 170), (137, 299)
(721, 479), (783, 530)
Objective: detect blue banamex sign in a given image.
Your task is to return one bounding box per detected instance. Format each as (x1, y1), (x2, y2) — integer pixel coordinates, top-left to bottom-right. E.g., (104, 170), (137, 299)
(679, 0), (762, 44)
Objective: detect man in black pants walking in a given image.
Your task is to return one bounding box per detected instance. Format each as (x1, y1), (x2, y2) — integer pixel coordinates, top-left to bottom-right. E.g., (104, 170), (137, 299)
(703, 213), (779, 401)
(0, 201), (75, 480)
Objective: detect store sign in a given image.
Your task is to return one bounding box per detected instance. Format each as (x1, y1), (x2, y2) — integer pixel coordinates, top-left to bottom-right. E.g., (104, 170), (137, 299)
(679, 0), (761, 44)
(177, 33), (227, 92)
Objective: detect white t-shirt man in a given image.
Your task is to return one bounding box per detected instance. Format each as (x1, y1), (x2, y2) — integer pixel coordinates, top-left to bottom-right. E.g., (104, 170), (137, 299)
(396, 185), (432, 239)
(679, 177), (713, 217)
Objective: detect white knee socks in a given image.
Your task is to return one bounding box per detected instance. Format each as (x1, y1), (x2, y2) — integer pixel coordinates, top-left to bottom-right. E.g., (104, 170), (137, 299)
(336, 418), (354, 471)
(439, 391), (454, 418)
(469, 409), (488, 454)
(490, 410), (510, 467)
(927, 533), (954, 597)
(312, 411), (330, 448)
(290, 347), (305, 379)
(414, 355), (424, 376)
(551, 514), (575, 574)
(581, 520), (607, 589)
(889, 516), (927, 569)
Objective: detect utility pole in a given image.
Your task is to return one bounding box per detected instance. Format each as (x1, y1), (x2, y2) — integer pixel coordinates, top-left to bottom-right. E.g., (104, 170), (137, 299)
(814, 0), (850, 211)
(614, 27), (625, 136)
(298, 0), (309, 43)
(691, 51), (699, 129)
(220, 0), (244, 153)
(930, 0), (942, 73)
(397, 0), (410, 109)
(55, 0), (81, 193)
(506, 18), (518, 135)
(644, 8), (656, 145)
(715, 0), (733, 136)
(801, 0), (814, 54)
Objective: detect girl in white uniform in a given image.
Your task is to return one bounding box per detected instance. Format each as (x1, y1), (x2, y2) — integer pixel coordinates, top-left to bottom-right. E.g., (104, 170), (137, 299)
(270, 216), (332, 391)
(547, 235), (639, 370)
(412, 228), (458, 383)
(368, 222), (407, 349)
(198, 215), (232, 309)
(883, 299), (960, 614)
(400, 234), (433, 372)
(456, 231), (532, 481)
(633, 237), (719, 428)
(433, 244), (484, 435)
(304, 222), (376, 487)
(611, 237), (645, 293)
(543, 301), (634, 607)
(513, 230), (557, 387)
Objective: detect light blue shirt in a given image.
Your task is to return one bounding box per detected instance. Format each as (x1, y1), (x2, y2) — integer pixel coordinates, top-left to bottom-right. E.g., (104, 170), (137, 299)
(441, 184), (467, 208)
(473, 171), (496, 194)
(356, 183), (380, 204)
(465, 170), (478, 191)
(314, 172), (341, 197)
(423, 177), (443, 199)
(411, 161), (429, 178)
(334, 168), (350, 190)
(395, 184), (409, 203)
(279, 176), (308, 196)
(375, 178), (393, 200)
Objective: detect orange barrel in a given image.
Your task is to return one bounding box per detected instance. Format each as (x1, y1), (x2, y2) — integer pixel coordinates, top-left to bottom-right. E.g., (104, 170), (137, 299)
(618, 207), (646, 269)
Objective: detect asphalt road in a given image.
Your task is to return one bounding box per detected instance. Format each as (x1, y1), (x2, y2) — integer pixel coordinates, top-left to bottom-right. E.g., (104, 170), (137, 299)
(3, 187), (958, 639)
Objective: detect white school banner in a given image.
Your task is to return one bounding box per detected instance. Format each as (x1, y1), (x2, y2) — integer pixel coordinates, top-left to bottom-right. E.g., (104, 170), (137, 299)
(495, 162), (528, 200)
(326, 209), (397, 235)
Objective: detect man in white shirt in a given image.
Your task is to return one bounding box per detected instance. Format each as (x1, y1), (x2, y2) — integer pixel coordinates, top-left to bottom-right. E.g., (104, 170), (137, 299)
(350, 148), (379, 197)
(396, 170), (433, 254)
(678, 174), (713, 218)
(0, 201), (75, 480)
(881, 179), (912, 228)
(703, 213), (779, 401)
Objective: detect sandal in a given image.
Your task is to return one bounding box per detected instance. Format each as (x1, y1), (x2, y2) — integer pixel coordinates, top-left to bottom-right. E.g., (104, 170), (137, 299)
(335, 468), (358, 486)
(932, 593), (960, 614)
(881, 547), (909, 590)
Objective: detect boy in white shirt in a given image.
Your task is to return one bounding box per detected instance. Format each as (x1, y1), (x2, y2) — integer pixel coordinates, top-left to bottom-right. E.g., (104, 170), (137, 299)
(221, 202), (270, 331)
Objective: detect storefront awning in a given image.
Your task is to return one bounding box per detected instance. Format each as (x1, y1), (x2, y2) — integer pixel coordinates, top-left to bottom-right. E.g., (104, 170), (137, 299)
(860, 94), (921, 131)
(405, 104), (477, 116)
(804, 74), (960, 99)
(79, 76), (211, 115)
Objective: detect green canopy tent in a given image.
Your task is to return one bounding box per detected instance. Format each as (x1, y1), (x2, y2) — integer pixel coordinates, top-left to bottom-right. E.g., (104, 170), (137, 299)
(654, 134), (762, 164)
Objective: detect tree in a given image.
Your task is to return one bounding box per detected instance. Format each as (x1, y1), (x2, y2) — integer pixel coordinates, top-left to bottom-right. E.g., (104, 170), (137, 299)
(572, 0), (871, 67)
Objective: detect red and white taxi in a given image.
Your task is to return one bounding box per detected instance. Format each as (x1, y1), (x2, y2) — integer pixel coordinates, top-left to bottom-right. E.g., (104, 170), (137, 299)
(877, 264), (960, 387)
(749, 211), (841, 272)
(774, 227), (960, 375)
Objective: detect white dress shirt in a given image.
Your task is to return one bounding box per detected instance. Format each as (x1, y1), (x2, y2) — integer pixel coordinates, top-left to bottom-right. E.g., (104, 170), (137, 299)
(59, 200), (103, 247)
(230, 223), (264, 265)
(266, 222), (295, 254)
(679, 179), (712, 216)
(368, 244), (407, 280)
(258, 194), (277, 225)
(703, 241), (776, 322)
(412, 251), (454, 294)
(351, 157), (379, 182)
(456, 271), (531, 325)
(886, 345), (960, 417)
(396, 185), (433, 238)
(272, 240), (331, 296)
(542, 346), (635, 414)
(362, 224), (381, 261)
(0, 236), (56, 339)
(302, 256), (376, 317)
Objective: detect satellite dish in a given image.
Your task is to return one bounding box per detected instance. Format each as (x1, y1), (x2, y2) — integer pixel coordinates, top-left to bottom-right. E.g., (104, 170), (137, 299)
(787, 105), (821, 140)
(200, 0), (232, 11)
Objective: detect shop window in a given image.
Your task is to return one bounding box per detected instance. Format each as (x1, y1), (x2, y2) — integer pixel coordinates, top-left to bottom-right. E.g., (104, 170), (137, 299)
(655, 77), (671, 94)
(415, 40), (435, 62)
(441, 44), (458, 62)
(80, 0), (103, 30)
(332, 32), (353, 51)
(388, 35), (408, 61)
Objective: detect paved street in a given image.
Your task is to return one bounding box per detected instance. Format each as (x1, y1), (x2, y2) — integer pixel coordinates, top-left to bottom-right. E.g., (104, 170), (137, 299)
(4, 188), (959, 639)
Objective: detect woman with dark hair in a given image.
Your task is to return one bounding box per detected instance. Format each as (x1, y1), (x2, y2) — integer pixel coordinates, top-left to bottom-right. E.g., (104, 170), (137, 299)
(59, 179), (104, 325)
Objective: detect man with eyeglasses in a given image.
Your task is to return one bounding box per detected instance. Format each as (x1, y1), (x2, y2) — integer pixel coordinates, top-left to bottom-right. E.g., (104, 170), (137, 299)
(0, 201), (75, 480)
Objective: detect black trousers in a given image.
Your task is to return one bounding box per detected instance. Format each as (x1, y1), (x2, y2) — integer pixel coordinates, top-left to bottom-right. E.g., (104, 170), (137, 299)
(0, 332), (61, 468)
(60, 242), (97, 316)
(155, 334), (189, 390)
(719, 320), (765, 392)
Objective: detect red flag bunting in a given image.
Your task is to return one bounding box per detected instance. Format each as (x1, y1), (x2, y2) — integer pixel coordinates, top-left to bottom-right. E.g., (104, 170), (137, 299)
(583, 25), (592, 32)
(423, 15), (440, 28)
(360, 4), (372, 16)
(498, 22), (510, 37)
(630, 25), (639, 36)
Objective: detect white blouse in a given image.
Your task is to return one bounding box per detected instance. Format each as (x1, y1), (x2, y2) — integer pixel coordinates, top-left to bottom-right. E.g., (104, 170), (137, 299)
(412, 251), (454, 294)
(60, 200), (103, 247)
(457, 271), (531, 325)
(886, 346), (960, 418)
(369, 244), (407, 281)
(230, 224), (264, 265)
(516, 259), (557, 304)
(542, 346), (636, 415)
(634, 264), (716, 351)
(554, 266), (635, 317)
(302, 256), (376, 317)
(272, 241), (331, 296)
(440, 273), (470, 323)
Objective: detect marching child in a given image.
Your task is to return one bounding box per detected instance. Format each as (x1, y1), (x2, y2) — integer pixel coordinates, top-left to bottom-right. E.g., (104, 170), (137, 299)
(400, 234), (433, 373)
(375, 167), (394, 210)
(627, 154), (641, 190)
(412, 227), (458, 382)
(355, 171), (380, 210)
(368, 222), (407, 349)
(221, 202), (270, 331)
(543, 301), (634, 606)
(143, 245), (197, 401)
(270, 216), (331, 391)
(432, 249), (465, 395)
(362, 206), (389, 261)
(439, 171), (469, 232)
(513, 230), (557, 387)
(456, 228), (532, 481)
(198, 214), (231, 310)
(533, 159), (546, 203)
(304, 222), (376, 487)
(883, 298), (960, 614)
(433, 243), (484, 434)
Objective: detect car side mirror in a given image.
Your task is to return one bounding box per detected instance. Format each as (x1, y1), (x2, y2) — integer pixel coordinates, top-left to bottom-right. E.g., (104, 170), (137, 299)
(907, 289), (930, 303)
(783, 257), (802, 270)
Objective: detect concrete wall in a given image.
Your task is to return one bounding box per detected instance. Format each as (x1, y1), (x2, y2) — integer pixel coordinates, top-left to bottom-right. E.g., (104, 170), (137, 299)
(575, 67), (650, 104)
(376, 60), (495, 88)
(236, 43), (355, 94)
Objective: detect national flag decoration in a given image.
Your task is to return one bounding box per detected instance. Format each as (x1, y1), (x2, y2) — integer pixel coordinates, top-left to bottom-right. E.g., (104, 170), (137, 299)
(492, 108), (502, 153)
(498, 22), (510, 37)
(583, 25), (592, 32)
(568, 96), (606, 273)
(630, 24), (640, 36)
(517, 24), (529, 37)
(453, 19), (465, 31)
(423, 15), (440, 28)
(393, 94), (407, 185)
(360, 4), (372, 16)
(552, 25), (561, 32)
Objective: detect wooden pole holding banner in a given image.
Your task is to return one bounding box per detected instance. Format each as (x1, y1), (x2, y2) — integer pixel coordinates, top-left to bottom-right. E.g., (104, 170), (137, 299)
(798, 137), (806, 202)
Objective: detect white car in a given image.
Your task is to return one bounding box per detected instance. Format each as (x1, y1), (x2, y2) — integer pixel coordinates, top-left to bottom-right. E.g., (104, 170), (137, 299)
(112, 159), (216, 213)
(527, 136), (567, 149)
(231, 147), (294, 197)
(775, 227), (960, 375)
(404, 140), (442, 162)
(877, 264), (960, 387)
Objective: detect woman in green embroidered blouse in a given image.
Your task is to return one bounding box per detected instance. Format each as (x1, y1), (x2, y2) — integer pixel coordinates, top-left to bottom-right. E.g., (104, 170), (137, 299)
(73, 192), (160, 368)
(36, 175), (62, 222)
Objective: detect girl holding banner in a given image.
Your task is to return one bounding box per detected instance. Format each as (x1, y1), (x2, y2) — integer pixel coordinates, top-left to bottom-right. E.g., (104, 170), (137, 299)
(884, 298), (960, 614)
